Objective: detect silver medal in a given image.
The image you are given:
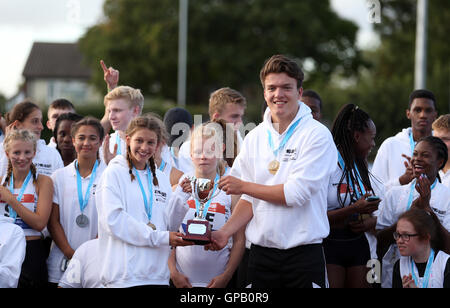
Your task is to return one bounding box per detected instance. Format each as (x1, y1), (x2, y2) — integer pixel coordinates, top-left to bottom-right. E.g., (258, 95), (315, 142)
(76, 214), (89, 228)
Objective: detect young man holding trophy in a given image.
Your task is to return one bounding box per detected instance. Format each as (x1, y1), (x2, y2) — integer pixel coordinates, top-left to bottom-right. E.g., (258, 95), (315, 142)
(210, 55), (338, 288)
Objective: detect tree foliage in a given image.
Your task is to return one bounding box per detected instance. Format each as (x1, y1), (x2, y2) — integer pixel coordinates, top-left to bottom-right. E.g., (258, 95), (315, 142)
(78, 0), (364, 122)
(349, 0), (450, 145)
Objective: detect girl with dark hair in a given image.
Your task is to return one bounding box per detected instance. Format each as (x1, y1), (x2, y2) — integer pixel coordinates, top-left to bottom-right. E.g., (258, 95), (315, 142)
(0, 100), (64, 176)
(377, 136), (450, 288)
(324, 104), (383, 288)
(53, 112), (83, 166)
(95, 116), (193, 288)
(392, 209), (450, 288)
(47, 117), (106, 287)
(0, 129), (53, 287)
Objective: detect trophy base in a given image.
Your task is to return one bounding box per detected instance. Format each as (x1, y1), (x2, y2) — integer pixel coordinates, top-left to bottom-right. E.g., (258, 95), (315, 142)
(182, 219), (211, 246)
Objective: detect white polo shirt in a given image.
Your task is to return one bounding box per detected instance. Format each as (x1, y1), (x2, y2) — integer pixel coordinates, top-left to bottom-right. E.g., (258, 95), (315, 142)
(47, 160), (106, 284)
(232, 102), (337, 250)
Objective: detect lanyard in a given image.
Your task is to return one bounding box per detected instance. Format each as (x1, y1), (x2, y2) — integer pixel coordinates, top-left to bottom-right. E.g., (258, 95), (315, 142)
(411, 249), (435, 288)
(8, 171), (33, 221)
(159, 159), (166, 172)
(409, 130), (416, 156)
(406, 178), (438, 211)
(134, 165), (154, 221)
(115, 133), (122, 155)
(195, 174), (219, 219)
(267, 117), (302, 158)
(337, 153), (366, 199)
(75, 160), (99, 214)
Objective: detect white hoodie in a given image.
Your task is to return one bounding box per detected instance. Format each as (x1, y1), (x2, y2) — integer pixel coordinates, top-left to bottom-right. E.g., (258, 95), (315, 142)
(372, 128), (415, 191)
(95, 155), (172, 288)
(0, 216), (26, 288)
(233, 102), (337, 249)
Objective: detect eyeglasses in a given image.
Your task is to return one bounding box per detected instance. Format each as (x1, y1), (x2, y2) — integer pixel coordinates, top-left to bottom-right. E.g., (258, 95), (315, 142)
(393, 232), (419, 242)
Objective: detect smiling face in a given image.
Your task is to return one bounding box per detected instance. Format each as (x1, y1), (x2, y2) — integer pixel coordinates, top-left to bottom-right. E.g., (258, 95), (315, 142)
(17, 108), (44, 139)
(107, 99), (139, 132)
(126, 128), (159, 170)
(411, 140), (444, 179)
(5, 140), (36, 172)
(353, 120), (376, 159)
(73, 125), (102, 161)
(263, 73), (302, 125)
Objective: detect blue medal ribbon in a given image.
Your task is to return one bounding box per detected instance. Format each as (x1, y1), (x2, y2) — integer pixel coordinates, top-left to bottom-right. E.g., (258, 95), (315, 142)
(267, 118), (301, 158)
(133, 165), (154, 222)
(8, 171), (33, 221)
(115, 133), (122, 155)
(411, 248), (435, 288)
(406, 177), (438, 211)
(409, 130), (416, 156)
(195, 174), (220, 219)
(159, 159), (166, 172)
(75, 160), (99, 215)
(337, 153), (366, 199)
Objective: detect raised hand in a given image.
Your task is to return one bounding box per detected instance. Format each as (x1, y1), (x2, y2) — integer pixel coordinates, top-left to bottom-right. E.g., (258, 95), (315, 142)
(103, 134), (118, 165)
(100, 60), (119, 91)
(399, 154), (414, 185)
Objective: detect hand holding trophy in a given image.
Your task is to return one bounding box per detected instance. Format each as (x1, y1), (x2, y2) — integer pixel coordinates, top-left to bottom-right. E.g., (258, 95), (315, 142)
(182, 174), (220, 245)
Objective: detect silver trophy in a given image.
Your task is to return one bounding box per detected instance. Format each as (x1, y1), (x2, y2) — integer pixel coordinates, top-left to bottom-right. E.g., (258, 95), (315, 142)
(182, 176), (220, 245)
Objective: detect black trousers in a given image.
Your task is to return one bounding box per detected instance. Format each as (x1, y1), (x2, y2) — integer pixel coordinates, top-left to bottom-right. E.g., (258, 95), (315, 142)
(18, 239), (48, 288)
(247, 244), (327, 288)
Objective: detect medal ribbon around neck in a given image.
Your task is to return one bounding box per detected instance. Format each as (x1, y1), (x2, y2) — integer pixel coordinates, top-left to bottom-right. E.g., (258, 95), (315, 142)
(337, 152), (366, 199)
(133, 165), (154, 223)
(267, 117), (302, 163)
(411, 248), (435, 288)
(115, 132), (122, 155)
(75, 160), (99, 215)
(409, 130), (416, 156)
(159, 159), (166, 172)
(195, 173), (220, 219)
(8, 170), (33, 221)
(406, 177), (438, 211)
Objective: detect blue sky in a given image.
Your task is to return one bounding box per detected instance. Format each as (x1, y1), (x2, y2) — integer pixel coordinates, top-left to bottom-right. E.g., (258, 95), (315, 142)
(0, 0), (378, 99)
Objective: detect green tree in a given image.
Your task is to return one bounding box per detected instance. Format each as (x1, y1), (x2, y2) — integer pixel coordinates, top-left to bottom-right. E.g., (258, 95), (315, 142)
(79, 0), (364, 122)
(350, 0), (450, 145)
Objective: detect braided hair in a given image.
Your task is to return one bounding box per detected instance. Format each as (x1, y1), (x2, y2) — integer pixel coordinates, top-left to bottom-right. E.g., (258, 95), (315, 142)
(125, 116), (163, 186)
(331, 104), (374, 207)
(2, 129), (38, 186)
(416, 136), (448, 183)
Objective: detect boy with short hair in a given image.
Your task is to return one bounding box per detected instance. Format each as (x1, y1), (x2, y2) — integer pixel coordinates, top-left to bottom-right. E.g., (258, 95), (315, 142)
(433, 114), (450, 187)
(211, 54), (337, 288)
(372, 89), (438, 191)
(102, 85), (144, 164)
(177, 87), (247, 174)
(46, 99), (75, 148)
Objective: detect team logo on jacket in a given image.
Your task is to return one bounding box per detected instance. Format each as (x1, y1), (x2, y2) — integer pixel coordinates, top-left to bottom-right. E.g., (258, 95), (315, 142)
(155, 190), (167, 203)
(282, 148), (298, 162)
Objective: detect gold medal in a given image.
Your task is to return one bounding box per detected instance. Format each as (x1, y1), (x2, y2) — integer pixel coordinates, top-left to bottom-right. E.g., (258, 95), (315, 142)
(147, 222), (156, 230)
(268, 160), (280, 175)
